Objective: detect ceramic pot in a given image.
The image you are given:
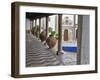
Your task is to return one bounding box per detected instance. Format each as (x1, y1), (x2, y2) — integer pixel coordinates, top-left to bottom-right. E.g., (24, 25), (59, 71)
(39, 31), (46, 42)
(46, 35), (57, 48)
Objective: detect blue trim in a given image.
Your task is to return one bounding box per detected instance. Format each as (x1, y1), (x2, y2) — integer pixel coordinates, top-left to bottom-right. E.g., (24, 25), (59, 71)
(62, 46), (77, 52)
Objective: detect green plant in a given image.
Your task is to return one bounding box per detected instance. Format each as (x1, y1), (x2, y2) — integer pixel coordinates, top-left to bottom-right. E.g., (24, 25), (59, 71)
(55, 33), (58, 39)
(51, 31), (56, 36)
(26, 29), (31, 33)
(48, 27), (53, 33)
(55, 33), (58, 36)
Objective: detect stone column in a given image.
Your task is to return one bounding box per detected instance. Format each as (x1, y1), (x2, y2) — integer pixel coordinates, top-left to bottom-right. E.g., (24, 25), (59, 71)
(32, 20), (34, 28)
(55, 15), (58, 33)
(58, 14), (62, 52)
(45, 16), (49, 38)
(30, 20), (31, 31)
(30, 20), (32, 33)
(34, 19), (37, 36)
(77, 15), (83, 64)
(72, 15), (76, 41)
(39, 18), (41, 35)
(80, 15), (90, 64)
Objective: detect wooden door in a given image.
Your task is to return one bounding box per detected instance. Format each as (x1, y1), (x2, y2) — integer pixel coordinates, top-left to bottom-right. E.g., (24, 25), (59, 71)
(64, 29), (68, 41)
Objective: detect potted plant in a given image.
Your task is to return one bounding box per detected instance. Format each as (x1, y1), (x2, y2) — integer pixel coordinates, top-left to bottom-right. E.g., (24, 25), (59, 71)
(46, 30), (57, 48)
(39, 30), (46, 42)
(46, 34), (57, 48)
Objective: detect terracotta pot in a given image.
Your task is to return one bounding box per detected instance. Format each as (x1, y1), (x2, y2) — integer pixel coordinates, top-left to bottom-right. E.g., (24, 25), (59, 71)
(46, 35), (57, 48)
(39, 31), (46, 42)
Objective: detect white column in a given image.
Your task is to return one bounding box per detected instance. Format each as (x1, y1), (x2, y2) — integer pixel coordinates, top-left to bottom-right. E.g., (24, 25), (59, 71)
(55, 15), (58, 34)
(72, 15), (76, 41)
(81, 15), (90, 64)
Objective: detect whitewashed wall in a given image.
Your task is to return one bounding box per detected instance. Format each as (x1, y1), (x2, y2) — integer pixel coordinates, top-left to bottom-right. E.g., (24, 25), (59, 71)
(81, 15), (90, 64)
